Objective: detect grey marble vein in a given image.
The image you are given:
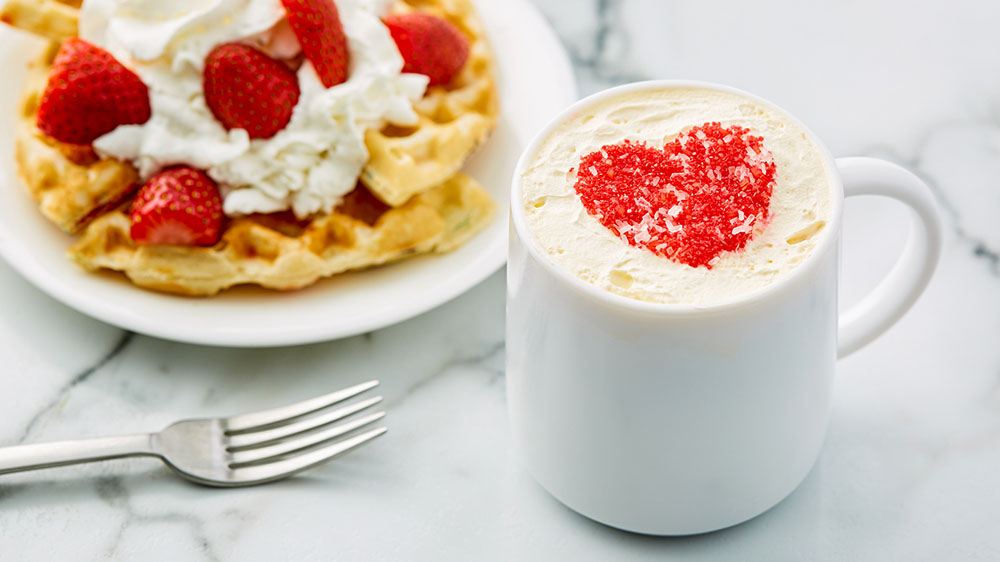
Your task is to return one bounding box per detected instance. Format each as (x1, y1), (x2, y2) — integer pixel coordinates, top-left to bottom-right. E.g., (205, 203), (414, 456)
(867, 127), (1000, 278)
(16, 331), (135, 444)
(94, 476), (221, 562)
(534, 0), (648, 94)
(972, 243), (1000, 275)
(387, 339), (505, 409)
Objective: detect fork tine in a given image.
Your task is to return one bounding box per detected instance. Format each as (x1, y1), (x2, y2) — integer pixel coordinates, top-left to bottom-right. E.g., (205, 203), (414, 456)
(229, 412), (386, 466)
(229, 427), (387, 484)
(226, 396), (383, 450)
(224, 380), (379, 433)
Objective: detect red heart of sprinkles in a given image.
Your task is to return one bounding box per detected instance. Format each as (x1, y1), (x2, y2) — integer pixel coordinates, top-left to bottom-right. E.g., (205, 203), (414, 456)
(573, 122), (777, 268)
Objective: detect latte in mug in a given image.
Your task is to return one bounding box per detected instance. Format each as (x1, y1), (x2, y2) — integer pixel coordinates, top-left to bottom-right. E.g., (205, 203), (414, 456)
(519, 87), (833, 305)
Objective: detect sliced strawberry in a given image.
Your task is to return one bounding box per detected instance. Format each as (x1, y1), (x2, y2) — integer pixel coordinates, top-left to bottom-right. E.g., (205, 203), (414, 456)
(281, 0), (349, 88)
(383, 13), (469, 87)
(37, 38), (151, 145)
(203, 43), (300, 139)
(129, 166), (224, 246)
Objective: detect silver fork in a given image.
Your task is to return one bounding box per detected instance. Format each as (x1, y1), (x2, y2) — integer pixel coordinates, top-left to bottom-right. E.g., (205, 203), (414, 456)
(0, 381), (386, 486)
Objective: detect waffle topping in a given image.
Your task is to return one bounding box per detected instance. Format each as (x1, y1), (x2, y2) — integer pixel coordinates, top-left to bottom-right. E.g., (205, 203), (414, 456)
(384, 12), (470, 87)
(130, 166), (224, 246)
(37, 38), (151, 145)
(573, 123), (777, 269)
(281, 0), (350, 88)
(203, 43), (301, 140)
(71, 0), (427, 219)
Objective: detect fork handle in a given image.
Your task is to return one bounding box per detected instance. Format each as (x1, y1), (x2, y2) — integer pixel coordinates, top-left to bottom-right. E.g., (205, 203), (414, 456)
(0, 434), (157, 475)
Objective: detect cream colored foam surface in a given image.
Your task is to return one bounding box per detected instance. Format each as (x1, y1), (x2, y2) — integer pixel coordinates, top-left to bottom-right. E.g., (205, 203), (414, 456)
(520, 87), (834, 305)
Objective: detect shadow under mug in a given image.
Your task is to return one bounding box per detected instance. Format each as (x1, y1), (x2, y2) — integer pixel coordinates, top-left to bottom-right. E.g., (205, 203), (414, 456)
(505, 80), (942, 535)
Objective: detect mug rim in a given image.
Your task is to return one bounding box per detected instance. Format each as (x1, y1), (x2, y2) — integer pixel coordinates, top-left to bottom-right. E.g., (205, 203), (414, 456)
(509, 79), (845, 316)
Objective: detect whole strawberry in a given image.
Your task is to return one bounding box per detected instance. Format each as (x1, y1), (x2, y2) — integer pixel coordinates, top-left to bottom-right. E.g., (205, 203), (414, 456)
(383, 13), (469, 87)
(129, 166), (224, 246)
(281, 0), (349, 88)
(203, 43), (300, 139)
(37, 38), (151, 145)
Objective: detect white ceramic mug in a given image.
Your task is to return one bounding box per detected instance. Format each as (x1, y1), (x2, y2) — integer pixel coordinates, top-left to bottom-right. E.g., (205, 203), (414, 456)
(505, 81), (943, 536)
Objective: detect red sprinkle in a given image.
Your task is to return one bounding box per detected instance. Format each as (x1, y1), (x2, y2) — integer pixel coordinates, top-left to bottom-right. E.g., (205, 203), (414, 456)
(573, 122), (776, 268)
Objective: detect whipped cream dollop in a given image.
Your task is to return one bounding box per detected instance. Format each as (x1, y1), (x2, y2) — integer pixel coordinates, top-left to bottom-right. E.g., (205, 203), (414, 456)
(520, 87), (834, 306)
(79, 0), (428, 217)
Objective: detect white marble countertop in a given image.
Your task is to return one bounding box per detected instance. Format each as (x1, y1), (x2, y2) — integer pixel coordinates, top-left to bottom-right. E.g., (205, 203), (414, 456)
(2, 0), (999, 559)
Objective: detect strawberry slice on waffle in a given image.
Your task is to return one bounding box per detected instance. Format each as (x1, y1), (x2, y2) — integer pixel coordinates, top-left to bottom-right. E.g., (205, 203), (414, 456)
(129, 166), (224, 246)
(384, 12), (469, 87)
(36, 37), (151, 145)
(281, 0), (350, 87)
(203, 43), (301, 140)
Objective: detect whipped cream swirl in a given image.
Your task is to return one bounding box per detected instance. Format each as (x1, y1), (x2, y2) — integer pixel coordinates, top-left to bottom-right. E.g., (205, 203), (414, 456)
(79, 0), (429, 217)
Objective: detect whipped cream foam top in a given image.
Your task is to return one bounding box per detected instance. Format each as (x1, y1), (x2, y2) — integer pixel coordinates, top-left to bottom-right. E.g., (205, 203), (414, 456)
(520, 87), (834, 306)
(79, 0), (428, 218)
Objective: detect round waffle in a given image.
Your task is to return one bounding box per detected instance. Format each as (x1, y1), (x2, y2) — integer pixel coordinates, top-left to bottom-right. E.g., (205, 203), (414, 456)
(5, 0), (497, 296)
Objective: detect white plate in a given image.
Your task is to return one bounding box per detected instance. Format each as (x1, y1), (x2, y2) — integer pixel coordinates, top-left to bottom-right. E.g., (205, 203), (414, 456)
(0, 0), (577, 347)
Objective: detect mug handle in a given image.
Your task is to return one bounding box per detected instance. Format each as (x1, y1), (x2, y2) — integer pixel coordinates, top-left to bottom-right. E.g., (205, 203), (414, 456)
(835, 157), (944, 359)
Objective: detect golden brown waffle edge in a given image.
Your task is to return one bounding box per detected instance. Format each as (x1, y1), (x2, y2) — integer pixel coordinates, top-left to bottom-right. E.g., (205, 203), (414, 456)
(69, 174), (494, 296)
(0, 0), (78, 43)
